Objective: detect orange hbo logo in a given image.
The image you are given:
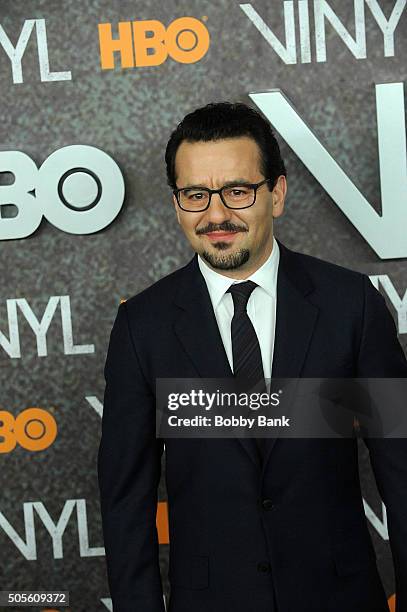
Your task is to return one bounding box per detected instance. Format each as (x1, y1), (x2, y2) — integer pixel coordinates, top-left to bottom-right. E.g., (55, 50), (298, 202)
(98, 17), (210, 69)
(0, 408), (57, 453)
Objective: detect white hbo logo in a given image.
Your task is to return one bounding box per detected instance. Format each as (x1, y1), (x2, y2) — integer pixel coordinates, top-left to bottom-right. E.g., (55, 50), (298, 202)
(0, 145), (125, 239)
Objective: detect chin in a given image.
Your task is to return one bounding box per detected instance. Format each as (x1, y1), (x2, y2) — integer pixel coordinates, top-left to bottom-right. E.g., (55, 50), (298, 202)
(201, 248), (250, 270)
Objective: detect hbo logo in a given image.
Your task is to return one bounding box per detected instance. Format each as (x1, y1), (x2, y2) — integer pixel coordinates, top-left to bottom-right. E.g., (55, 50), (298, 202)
(99, 17), (210, 69)
(0, 145), (125, 239)
(0, 408), (57, 453)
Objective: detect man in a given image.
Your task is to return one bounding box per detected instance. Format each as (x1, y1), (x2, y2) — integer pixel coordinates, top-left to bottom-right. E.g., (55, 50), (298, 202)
(98, 102), (407, 612)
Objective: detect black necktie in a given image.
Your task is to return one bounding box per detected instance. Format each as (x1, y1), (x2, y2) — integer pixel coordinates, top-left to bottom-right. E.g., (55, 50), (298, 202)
(227, 281), (266, 460)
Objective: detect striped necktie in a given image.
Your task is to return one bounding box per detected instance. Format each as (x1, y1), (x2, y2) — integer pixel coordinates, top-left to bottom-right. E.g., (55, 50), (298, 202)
(227, 280), (266, 459)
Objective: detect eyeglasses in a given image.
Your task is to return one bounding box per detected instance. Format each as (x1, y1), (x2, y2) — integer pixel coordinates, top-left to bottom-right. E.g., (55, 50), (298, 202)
(173, 178), (272, 212)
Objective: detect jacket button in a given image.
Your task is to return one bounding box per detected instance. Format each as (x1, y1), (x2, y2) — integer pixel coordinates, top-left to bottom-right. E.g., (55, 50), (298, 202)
(257, 561), (271, 573)
(262, 499), (274, 510)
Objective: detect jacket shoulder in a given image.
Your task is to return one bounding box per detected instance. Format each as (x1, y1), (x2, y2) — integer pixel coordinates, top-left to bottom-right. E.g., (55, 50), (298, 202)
(121, 257), (193, 315)
(289, 248), (365, 284)
(280, 244), (369, 311)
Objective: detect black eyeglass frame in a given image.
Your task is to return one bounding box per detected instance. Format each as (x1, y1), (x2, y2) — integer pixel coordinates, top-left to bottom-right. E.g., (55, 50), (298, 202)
(173, 178), (274, 212)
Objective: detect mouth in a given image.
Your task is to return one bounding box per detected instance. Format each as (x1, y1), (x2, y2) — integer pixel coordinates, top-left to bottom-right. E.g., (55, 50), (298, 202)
(204, 231), (241, 242)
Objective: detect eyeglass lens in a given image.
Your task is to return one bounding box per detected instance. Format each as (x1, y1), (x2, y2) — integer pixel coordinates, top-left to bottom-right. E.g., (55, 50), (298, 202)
(178, 185), (256, 210)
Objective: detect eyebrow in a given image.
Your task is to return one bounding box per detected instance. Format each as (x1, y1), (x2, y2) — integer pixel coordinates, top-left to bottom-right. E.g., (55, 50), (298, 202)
(179, 178), (254, 190)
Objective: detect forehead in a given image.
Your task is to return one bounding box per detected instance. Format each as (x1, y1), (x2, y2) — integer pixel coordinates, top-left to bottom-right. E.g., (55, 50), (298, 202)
(174, 137), (263, 184)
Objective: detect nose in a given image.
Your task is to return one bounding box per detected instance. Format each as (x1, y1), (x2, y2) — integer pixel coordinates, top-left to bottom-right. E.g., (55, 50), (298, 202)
(204, 192), (231, 224)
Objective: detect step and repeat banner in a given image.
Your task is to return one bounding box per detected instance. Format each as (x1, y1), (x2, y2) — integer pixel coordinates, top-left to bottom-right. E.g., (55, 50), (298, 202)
(0, 1), (406, 610)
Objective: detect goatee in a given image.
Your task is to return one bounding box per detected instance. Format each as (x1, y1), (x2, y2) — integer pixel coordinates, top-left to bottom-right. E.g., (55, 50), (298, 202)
(201, 248), (250, 270)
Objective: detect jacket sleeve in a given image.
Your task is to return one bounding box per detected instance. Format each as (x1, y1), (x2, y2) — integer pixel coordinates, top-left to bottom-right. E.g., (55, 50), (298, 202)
(357, 275), (407, 612)
(98, 301), (165, 612)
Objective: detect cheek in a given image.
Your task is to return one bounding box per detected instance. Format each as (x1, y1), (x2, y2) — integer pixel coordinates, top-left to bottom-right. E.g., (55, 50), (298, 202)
(235, 211), (258, 233)
(254, 203), (273, 227)
(180, 214), (202, 235)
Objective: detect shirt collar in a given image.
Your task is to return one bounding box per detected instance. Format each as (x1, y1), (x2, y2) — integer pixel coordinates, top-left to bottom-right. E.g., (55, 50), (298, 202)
(197, 236), (280, 310)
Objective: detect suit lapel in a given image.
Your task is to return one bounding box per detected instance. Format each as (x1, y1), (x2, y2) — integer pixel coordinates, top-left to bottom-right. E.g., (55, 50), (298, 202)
(172, 243), (320, 471)
(173, 254), (261, 469)
(261, 241), (319, 470)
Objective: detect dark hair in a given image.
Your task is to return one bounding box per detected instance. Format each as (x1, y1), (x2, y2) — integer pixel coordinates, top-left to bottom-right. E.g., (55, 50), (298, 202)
(165, 101), (287, 190)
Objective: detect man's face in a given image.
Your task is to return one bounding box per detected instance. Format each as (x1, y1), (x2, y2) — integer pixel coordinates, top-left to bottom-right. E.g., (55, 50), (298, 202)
(172, 136), (286, 275)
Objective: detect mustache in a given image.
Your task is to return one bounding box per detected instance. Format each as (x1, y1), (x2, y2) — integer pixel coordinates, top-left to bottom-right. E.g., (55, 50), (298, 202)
(196, 221), (248, 235)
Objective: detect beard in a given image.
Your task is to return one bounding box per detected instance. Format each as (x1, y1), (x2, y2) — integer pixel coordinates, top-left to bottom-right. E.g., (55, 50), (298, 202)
(201, 245), (250, 270)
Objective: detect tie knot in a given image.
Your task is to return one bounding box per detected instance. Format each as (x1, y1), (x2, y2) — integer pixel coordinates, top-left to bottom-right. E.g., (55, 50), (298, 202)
(227, 280), (258, 313)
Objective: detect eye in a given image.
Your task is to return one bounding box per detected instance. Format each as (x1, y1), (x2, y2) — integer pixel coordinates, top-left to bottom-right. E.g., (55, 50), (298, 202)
(224, 186), (251, 198)
(181, 189), (208, 201)
(189, 192), (205, 200)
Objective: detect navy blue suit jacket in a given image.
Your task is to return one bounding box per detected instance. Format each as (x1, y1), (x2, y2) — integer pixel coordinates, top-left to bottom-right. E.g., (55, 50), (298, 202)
(98, 241), (407, 612)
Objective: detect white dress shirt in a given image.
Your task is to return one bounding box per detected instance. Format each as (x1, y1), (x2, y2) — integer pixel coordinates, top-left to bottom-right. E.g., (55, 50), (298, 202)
(197, 237), (280, 385)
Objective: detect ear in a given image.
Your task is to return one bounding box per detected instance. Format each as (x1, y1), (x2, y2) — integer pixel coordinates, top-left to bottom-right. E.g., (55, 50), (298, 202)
(172, 194), (181, 225)
(271, 175), (287, 219)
